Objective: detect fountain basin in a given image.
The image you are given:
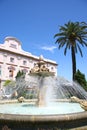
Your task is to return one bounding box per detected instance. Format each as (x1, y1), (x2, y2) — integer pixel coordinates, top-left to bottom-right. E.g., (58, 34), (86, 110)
(1, 57), (87, 130)
(0, 100), (87, 130)
(0, 101), (84, 115)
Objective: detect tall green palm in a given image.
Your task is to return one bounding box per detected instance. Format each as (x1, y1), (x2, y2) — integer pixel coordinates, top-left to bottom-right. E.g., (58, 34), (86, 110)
(54, 21), (87, 80)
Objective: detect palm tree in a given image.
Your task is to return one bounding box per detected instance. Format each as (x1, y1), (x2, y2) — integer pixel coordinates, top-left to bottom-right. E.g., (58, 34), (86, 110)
(54, 21), (87, 80)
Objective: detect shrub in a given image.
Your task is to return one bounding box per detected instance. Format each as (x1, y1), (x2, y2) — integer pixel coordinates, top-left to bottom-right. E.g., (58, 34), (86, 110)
(74, 69), (87, 91)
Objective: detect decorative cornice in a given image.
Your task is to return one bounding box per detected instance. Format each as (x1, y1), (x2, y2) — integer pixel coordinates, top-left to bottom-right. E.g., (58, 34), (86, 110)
(6, 63), (17, 66)
(20, 66), (29, 69)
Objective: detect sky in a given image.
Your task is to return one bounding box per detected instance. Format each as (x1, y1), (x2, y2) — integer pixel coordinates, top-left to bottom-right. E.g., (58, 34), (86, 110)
(0, 0), (87, 81)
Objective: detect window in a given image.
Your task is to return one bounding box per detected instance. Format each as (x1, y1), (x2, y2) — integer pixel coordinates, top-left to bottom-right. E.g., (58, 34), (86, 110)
(23, 60), (27, 65)
(9, 70), (13, 77)
(10, 57), (14, 63)
(51, 67), (54, 70)
(8, 66), (15, 78)
(10, 43), (17, 49)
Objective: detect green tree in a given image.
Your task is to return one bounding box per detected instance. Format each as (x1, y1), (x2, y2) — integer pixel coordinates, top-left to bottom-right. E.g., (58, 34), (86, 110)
(15, 70), (25, 80)
(74, 69), (87, 91)
(54, 21), (87, 80)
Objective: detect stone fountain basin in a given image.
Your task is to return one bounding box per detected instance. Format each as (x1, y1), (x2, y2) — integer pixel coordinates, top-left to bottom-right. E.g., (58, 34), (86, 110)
(0, 99), (87, 129)
(0, 111), (87, 130)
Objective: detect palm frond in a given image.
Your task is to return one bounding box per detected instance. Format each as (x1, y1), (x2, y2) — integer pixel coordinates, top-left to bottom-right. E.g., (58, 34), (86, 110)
(64, 45), (68, 55)
(54, 21), (87, 56)
(64, 42), (70, 55)
(75, 44), (77, 53)
(77, 44), (83, 57)
(59, 26), (67, 31)
(54, 32), (67, 38)
(58, 42), (65, 49)
(81, 40), (87, 47)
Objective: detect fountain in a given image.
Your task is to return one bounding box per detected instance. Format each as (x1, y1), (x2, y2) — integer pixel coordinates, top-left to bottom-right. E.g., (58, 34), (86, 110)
(0, 56), (87, 130)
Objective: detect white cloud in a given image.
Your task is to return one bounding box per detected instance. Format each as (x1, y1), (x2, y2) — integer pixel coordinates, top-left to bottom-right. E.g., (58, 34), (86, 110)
(41, 46), (57, 52)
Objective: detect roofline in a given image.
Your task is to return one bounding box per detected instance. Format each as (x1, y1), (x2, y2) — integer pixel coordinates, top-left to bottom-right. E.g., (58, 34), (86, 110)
(0, 48), (58, 66)
(4, 36), (21, 45)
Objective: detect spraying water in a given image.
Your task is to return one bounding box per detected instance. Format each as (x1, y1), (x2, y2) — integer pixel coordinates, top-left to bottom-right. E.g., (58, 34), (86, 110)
(4, 75), (87, 107)
(3, 55), (87, 106)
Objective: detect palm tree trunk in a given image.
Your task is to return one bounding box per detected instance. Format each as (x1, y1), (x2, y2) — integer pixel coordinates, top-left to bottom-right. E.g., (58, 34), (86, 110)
(71, 46), (76, 81)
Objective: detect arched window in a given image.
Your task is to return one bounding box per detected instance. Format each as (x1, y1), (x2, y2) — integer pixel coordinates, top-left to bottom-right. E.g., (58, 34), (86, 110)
(9, 70), (13, 77)
(8, 66), (15, 78)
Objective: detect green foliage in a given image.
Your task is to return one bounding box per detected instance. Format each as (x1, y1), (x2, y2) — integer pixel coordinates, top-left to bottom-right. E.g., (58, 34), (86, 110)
(17, 88), (38, 99)
(19, 90), (27, 98)
(4, 80), (16, 87)
(54, 21), (87, 56)
(29, 94), (34, 99)
(15, 70), (25, 80)
(4, 80), (11, 86)
(74, 69), (87, 91)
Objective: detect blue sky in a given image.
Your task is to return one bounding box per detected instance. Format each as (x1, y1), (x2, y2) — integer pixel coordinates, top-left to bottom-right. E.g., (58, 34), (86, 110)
(0, 0), (87, 81)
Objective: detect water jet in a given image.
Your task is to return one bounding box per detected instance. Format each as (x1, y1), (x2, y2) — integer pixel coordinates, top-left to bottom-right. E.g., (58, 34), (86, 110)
(0, 57), (87, 130)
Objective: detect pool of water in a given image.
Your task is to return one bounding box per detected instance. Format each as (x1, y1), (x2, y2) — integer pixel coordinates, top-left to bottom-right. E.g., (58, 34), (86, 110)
(0, 102), (84, 115)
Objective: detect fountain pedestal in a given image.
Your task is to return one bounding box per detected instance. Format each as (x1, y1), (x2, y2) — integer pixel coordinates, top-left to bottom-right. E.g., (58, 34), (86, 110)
(29, 55), (54, 106)
(37, 86), (47, 107)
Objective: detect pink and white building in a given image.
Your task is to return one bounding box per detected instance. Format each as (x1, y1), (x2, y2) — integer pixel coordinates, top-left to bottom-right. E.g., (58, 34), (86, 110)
(0, 37), (57, 88)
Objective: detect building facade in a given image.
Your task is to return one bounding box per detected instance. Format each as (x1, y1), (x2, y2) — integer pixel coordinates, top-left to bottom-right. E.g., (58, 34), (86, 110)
(0, 37), (57, 88)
